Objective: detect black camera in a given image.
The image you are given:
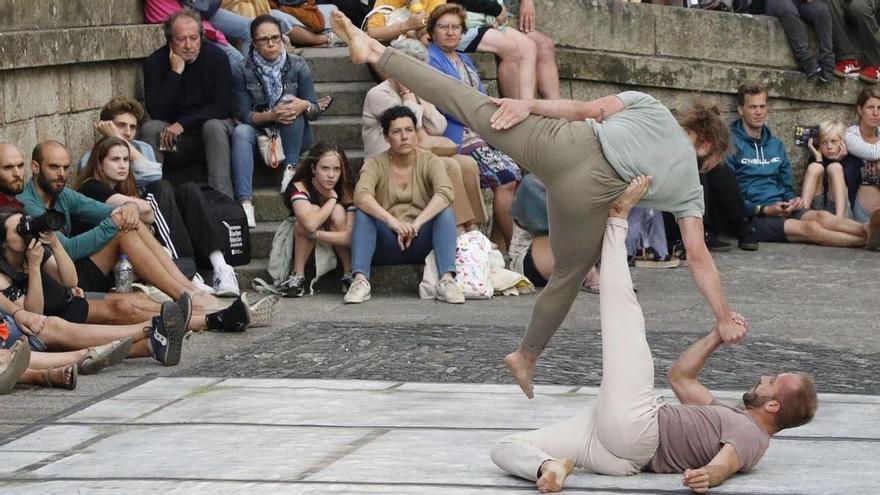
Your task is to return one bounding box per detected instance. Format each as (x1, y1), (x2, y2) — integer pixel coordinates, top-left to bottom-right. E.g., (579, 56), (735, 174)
(17, 210), (65, 239)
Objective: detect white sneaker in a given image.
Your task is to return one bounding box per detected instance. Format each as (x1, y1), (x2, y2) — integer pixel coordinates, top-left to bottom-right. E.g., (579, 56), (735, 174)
(213, 265), (241, 297)
(241, 201), (256, 228)
(437, 277), (465, 304)
(191, 273), (216, 295)
(281, 164), (296, 193)
(343, 278), (371, 304)
(249, 295), (280, 328)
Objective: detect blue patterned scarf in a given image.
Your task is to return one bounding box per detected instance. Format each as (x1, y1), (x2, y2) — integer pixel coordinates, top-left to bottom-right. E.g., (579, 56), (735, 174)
(252, 49), (287, 107)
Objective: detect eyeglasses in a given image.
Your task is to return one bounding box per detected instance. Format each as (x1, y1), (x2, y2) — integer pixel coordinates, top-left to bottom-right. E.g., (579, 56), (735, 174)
(434, 24), (463, 32)
(254, 34), (283, 46)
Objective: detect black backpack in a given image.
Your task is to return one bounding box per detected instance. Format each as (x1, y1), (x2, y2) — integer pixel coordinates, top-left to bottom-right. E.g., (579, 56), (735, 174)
(199, 185), (252, 267)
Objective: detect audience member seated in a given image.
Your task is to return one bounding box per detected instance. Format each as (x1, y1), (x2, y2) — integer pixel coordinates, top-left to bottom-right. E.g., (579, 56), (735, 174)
(365, 0), (444, 43)
(750, 0), (833, 83)
(727, 83), (880, 248)
(699, 158), (760, 252)
(84, 97), (240, 296)
(362, 38), (487, 234)
(826, 0), (880, 82)
(2, 142), (250, 330)
(842, 88), (880, 221)
(316, 0), (370, 28)
(0, 296), (190, 369)
(426, 4), (521, 246)
(452, 0), (560, 99)
(266, 0), (345, 46)
(232, 15), (322, 226)
(78, 136), (242, 297)
(0, 216), (87, 323)
(345, 106), (464, 304)
(802, 120), (862, 218)
(18, 141), (227, 311)
(141, 10), (237, 199)
(0, 338), (129, 391)
(280, 143), (355, 297)
(144, 0), (252, 64)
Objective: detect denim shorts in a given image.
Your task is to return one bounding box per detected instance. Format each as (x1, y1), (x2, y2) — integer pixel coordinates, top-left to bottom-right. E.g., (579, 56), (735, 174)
(0, 314), (47, 351)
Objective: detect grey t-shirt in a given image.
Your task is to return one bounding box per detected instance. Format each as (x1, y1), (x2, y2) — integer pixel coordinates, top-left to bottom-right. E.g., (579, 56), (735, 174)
(587, 91), (704, 219)
(647, 403), (770, 473)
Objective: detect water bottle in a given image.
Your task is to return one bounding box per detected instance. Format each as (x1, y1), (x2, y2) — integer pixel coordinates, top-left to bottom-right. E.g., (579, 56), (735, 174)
(114, 255), (134, 293)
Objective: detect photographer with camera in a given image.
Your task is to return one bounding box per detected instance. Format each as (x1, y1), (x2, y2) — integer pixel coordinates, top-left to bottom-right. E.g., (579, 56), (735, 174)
(727, 83), (880, 249)
(0, 209), (83, 322)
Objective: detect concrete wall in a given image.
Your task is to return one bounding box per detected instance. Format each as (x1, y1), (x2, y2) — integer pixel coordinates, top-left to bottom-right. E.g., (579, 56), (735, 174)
(0, 0), (162, 165)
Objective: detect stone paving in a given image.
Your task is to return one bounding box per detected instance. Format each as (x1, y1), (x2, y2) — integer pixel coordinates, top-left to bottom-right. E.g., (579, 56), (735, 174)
(1, 378), (878, 494)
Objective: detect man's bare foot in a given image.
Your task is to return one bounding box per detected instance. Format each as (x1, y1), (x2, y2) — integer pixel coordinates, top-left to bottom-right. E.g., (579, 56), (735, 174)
(536, 458), (575, 493)
(504, 347), (538, 399)
(331, 11), (381, 65)
(865, 209), (880, 250)
(610, 175), (652, 219)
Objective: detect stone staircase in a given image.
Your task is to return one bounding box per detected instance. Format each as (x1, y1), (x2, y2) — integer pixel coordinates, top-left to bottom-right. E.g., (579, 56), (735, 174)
(235, 47), (498, 293)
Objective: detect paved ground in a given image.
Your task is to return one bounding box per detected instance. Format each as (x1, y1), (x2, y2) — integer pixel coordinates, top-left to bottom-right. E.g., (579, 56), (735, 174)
(2, 378), (879, 494)
(1, 242), (878, 493)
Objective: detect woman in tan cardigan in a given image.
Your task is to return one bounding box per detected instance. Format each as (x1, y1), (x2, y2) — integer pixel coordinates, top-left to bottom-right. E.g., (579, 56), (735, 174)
(345, 106), (464, 304)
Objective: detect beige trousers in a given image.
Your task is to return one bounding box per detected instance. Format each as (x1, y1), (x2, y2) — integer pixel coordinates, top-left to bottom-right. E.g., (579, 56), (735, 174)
(378, 48), (627, 355)
(441, 155), (487, 227)
(490, 218), (660, 479)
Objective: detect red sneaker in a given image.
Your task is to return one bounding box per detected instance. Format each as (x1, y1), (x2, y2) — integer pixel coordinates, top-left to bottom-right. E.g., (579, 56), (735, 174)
(860, 65), (880, 83)
(834, 59), (863, 78)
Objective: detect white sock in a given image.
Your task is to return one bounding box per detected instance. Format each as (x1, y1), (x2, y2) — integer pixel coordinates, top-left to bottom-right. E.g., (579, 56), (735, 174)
(209, 251), (229, 272)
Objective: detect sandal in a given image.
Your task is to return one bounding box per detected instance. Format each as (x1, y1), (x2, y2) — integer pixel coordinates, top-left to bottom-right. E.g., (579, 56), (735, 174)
(318, 95), (333, 114)
(0, 339), (31, 394)
(42, 364), (78, 390)
(580, 283), (600, 294)
(79, 337), (133, 375)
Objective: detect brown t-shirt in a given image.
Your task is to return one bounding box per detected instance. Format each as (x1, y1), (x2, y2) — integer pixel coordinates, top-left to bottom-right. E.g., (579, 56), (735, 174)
(646, 403), (770, 473)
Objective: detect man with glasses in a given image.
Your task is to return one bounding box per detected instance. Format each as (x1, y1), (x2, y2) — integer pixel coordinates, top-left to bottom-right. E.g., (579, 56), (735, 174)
(141, 9), (237, 199)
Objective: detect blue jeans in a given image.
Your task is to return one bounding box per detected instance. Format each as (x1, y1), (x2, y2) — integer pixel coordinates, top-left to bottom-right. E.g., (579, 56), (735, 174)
(625, 207), (669, 259)
(209, 8), (252, 56)
(351, 208), (458, 280)
(231, 118), (311, 201)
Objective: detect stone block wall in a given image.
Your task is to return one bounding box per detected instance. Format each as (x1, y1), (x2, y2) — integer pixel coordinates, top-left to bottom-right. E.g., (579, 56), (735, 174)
(0, 0), (162, 168)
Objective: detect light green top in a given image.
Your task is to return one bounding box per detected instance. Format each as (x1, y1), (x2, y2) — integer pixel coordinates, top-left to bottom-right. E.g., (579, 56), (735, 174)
(588, 91), (704, 219)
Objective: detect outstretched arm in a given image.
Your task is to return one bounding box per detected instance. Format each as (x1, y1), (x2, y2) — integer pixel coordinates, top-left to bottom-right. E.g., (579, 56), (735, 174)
(681, 444), (743, 493)
(488, 95), (625, 129)
(667, 328), (721, 406)
(678, 216), (748, 345)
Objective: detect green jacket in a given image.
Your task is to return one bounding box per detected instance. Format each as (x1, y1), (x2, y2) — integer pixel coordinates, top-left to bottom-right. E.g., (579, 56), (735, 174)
(17, 181), (118, 261)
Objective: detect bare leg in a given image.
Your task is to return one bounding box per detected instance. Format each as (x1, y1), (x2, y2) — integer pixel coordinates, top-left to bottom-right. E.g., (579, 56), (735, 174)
(328, 204), (352, 272)
(476, 29), (524, 98)
(537, 459), (575, 493)
(288, 26), (329, 47)
(784, 217), (865, 247)
(27, 349), (88, 369)
(825, 163), (848, 218)
(493, 181), (517, 247)
(502, 28), (538, 99)
(37, 316), (151, 351)
(293, 222), (316, 275)
(800, 162), (824, 211)
(801, 209), (866, 237)
(527, 31), (561, 99)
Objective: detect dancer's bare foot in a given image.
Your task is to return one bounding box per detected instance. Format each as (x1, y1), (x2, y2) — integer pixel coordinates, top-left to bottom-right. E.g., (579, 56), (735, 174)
(504, 347), (538, 399)
(536, 458), (575, 493)
(331, 11), (382, 65)
(610, 175), (652, 219)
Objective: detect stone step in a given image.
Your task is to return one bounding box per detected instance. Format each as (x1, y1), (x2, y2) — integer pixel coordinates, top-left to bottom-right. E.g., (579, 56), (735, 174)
(313, 81), (375, 117)
(233, 256), (423, 295)
(310, 115), (363, 150)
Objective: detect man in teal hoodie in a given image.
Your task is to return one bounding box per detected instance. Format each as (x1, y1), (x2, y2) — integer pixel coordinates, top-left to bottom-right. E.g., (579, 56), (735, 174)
(726, 83), (880, 249)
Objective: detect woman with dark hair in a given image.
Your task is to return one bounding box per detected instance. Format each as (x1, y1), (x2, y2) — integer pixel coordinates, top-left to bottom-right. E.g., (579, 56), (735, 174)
(344, 106), (463, 305)
(232, 14), (327, 227)
(842, 87), (880, 222)
(280, 142), (355, 297)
